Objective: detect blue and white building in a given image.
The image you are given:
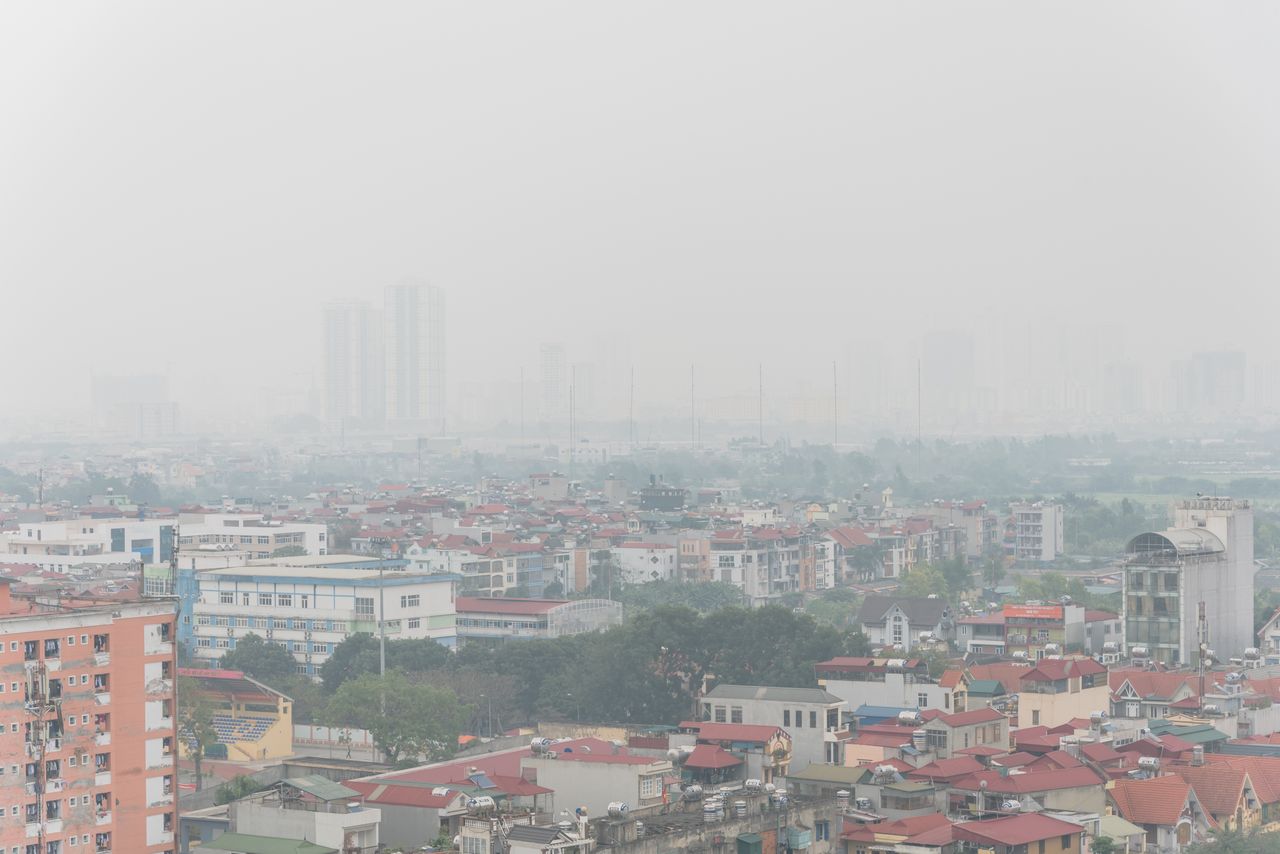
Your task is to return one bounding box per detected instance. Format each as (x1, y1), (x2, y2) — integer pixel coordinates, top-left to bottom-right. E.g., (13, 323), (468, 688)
(190, 565), (459, 678)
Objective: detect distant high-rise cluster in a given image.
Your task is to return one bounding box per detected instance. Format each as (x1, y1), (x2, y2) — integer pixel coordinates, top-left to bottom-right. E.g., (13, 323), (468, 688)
(323, 280), (446, 432)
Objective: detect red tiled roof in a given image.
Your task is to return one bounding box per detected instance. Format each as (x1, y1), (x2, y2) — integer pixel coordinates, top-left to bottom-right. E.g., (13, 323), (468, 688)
(1079, 742), (1125, 764)
(932, 707), (1005, 727)
(955, 814), (1082, 847)
(1205, 755), (1280, 805)
(842, 812), (953, 843)
(684, 745), (742, 770)
(344, 780), (464, 809)
(950, 766), (1103, 794)
(678, 722), (787, 744)
(1110, 775), (1192, 826)
(906, 757), (986, 781)
(616, 542), (675, 549)
(1170, 765), (1249, 818)
(1020, 657), (1106, 682)
(455, 597), (568, 615)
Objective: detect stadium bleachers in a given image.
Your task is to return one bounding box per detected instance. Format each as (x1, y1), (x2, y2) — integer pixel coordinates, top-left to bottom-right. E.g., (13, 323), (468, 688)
(211, 714), (274, 744)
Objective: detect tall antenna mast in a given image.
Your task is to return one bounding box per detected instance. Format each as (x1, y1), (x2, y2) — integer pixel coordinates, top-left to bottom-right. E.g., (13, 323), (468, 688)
(520, 367), (525, 444)
(916, 358), (923, 474)
(629, 366), (636, 449)
(569, 365), (576, 480)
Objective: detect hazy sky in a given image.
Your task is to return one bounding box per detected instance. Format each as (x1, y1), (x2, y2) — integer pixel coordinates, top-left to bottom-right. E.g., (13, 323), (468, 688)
(4, 3), (1280, 420)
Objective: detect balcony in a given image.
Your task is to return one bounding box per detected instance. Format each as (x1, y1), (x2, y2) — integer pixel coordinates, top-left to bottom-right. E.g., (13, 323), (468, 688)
(96, 732), (111, 747)
(149, 792), (173, 807)
(95, 692), (111, 706)
(96, 771), (111, 786)
(96, 811), (111, 826)
(144, 640), (173, 656)
(145, 678), (173, 696)
(25, 822), (39, 838)
(46, 779), (66, 794)
(94, 651), (111, 667)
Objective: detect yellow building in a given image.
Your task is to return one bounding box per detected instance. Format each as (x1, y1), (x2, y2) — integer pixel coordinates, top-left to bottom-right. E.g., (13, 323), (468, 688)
(1016, 656), (1109, 730)
(180, 667), (294, 761)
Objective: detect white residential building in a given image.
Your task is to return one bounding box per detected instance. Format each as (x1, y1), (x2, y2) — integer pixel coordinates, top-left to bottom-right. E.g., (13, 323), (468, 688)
(701, 684), (847, 770)
(1010, 502), (1065, 562)
(192, 567), (458, 678)
(0, 517), (178, 567)
(177, 512), (328, 558)
(613, 542), (678, 584)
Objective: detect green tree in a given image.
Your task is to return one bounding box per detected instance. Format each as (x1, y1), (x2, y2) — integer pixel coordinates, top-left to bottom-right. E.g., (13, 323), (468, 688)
(271, 545), (308, 558)
(1089, 837), (1116, 854)
(319, 634), (452, 694)
(937, 557), (973, 600)
(219, 633), (298, 684)
(324, 671), (471, 765)
(214, 775), (261, 805)
(899, 565), (947, 599)
(177, 677), (218, 791)
(1186, 828), (1277, 853)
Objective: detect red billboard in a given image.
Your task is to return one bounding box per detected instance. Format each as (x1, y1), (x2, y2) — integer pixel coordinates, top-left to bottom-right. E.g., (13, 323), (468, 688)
(1003, 604), (1063, 620)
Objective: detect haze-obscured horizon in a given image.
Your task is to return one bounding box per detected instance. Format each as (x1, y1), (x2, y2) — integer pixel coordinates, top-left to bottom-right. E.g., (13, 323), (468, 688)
(4, 3), (1280, 437)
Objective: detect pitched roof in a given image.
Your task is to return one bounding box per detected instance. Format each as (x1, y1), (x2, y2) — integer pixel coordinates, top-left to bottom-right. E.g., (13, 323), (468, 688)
(1171, 765), (1250, 817)
(927, 707), (1005, 728)
(343, 780), (464, 809)
(704, 684), (842, 705)
(1020, 657), (1107, 682)
(684, 745), (742, 770)
(906, 757), (987, 781)
(857, 595), (947, 627)
(1110, 775), (1192, 826)
(949, 766), (1103, 794)
(955, 814), (1082, 847)
(200, 834), (337, 854)
(841, 812), (954, 844)
(678, 721), (788, 744)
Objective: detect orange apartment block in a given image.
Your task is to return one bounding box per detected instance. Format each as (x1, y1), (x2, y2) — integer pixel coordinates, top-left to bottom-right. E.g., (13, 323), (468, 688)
(0, 578), (178, 854)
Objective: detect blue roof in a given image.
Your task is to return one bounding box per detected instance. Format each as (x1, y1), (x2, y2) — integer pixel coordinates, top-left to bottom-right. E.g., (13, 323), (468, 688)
(853, 704), (913, 718)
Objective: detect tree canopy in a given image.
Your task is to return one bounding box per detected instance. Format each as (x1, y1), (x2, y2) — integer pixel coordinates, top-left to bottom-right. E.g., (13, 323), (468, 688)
(219, 633), (299, 684)
(324, 671), (470, 765)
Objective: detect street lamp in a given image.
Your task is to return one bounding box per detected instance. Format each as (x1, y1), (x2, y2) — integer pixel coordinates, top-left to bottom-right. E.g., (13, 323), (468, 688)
(566, 692), (580, 722)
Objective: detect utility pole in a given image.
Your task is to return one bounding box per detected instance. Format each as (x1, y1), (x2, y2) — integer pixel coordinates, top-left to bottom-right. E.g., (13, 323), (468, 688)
(569, 366), (576, 481)
(378, 561), (387, 718)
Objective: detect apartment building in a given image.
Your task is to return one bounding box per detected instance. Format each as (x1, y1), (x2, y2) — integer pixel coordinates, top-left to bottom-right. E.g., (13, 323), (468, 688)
(1010, 502), (1065, 562)
(612, 542), (678, 584)
(701, 684), (846, 769)
(707, 529), (802, 604)
(191, 567), (458, 677)
(1123, 497), (1254, 666)
(0, 579), (179, 854)
(176, 514), (327, 559)
(0, 518), (177, 571)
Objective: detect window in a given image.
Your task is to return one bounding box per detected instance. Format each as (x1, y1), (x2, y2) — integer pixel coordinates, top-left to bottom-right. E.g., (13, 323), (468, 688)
(1032, 710), (1040, 725)
(639, 774), (663, 799)
(809, 711), (817, 729)
(275, 593), (292, 607)
(731, 707), (743, 724)
(407, 618), (420, 630)
(258, 594), (273, 606)
(918, 693), (929, 709)
(1038, 842), (1045, 854)
(300, 595), (309, 609)
(355, 597), (375, 617)
(815, 821), (830, 842)
(783, 710), (790, 727)
(400, 594), (421, 608)
(1061, 836), (1070, 849)
(218, 592), (233, 605)
(714, 706), (726, 723)
(794, 709), (803, 728)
